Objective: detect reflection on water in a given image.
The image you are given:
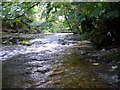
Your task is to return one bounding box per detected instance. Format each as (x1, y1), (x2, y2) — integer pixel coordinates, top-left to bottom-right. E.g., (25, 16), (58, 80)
(1, 33), (119, 88)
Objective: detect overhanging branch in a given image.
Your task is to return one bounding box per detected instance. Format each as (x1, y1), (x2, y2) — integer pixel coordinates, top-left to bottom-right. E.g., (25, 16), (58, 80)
(3, 2), (40, 21)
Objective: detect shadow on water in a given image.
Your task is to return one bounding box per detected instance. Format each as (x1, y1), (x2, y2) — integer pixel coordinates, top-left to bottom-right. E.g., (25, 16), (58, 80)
(48, 49), (113, 88)
(1, 33), (120, 88)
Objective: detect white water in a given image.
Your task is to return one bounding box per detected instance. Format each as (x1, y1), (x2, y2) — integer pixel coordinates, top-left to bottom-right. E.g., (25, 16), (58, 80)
(0, 33), (75, 61)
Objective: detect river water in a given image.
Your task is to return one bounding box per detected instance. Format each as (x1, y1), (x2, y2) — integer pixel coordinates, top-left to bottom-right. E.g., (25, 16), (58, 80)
(1, 33), (119, 88)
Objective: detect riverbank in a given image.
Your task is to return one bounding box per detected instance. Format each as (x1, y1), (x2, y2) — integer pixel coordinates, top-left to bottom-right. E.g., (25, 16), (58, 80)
(74, 41), (120, 88)
(1, 33), (120, 88)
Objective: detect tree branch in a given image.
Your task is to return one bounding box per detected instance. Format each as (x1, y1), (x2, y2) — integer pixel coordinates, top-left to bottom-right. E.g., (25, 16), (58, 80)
(64, 9), (73, 32)
(3, 2), (40, 21)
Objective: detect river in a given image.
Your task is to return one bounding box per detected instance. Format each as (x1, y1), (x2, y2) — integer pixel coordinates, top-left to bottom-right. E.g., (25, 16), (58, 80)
(1, 33), (119, 88)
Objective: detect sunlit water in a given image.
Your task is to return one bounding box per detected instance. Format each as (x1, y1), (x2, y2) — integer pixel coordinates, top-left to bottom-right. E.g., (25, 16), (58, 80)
(1, 33), (74, 61)
(1, 33), (119, 88)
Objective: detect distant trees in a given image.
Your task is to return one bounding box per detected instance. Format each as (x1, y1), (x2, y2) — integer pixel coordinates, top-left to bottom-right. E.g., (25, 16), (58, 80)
(1, 2), (120, 47)
(43, 2), (120, 47)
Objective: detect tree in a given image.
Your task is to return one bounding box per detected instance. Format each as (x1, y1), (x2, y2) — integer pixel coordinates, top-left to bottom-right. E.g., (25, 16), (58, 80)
(2, 2), (120, 47)
(1, 2), (40, 32)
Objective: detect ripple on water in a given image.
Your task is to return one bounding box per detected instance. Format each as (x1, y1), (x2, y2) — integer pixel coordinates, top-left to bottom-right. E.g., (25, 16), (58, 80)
(2, 33), (118, 88)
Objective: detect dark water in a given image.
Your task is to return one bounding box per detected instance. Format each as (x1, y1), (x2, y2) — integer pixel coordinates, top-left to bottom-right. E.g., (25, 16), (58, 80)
(1, 33), (119, 88)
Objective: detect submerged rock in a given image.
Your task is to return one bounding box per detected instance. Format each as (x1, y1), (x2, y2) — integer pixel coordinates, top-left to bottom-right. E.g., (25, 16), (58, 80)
(20, 40), (32, 46)
(92, 62), (99, 66)
(2, 33), (120, 88)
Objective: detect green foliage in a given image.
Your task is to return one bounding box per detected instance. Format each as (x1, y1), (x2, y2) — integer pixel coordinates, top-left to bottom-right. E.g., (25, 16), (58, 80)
(2, 2), (120, 47)
(1, 2), (40, 32)
(70, 2), (120, 47)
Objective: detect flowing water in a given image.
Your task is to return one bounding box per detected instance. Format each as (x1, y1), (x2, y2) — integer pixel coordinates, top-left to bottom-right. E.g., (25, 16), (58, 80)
(1, 33), (119, 88)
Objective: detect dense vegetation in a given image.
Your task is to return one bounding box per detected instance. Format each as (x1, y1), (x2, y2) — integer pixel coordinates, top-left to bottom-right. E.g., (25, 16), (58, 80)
(1, 2), (120, 48)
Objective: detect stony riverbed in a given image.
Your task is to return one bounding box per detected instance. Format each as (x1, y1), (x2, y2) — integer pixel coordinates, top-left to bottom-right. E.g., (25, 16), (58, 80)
(1, 33), (120, 88)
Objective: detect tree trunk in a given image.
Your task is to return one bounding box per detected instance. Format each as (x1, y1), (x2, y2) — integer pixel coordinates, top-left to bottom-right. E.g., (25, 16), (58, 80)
(64, 10), (72, 32)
